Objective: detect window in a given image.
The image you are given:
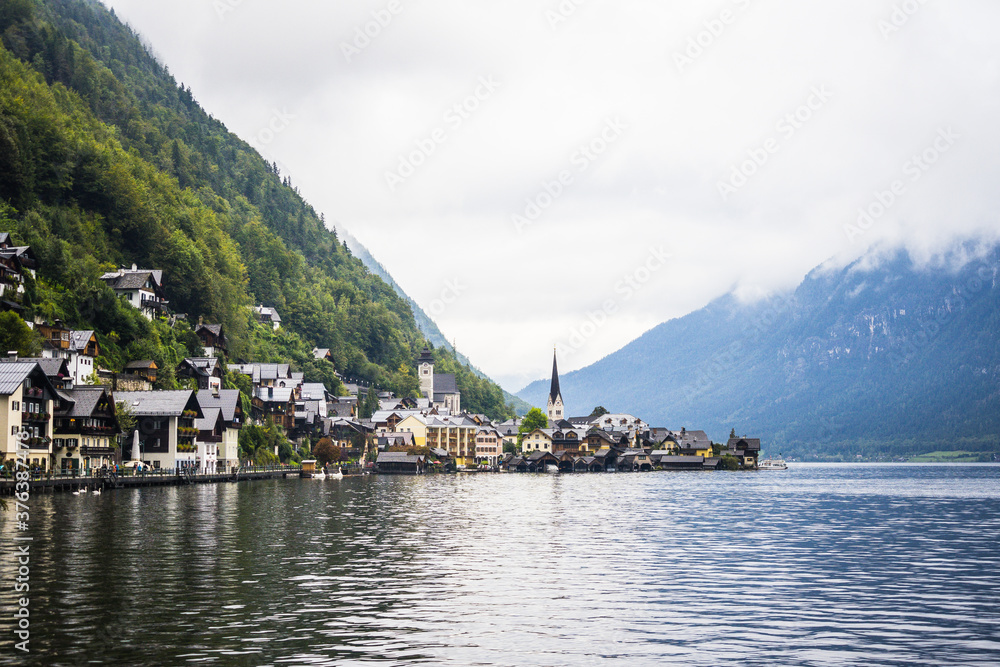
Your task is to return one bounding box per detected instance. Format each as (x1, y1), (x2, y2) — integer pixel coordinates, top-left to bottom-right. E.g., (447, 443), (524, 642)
(11, 401), (18, 411)
(10, 426), (17, 435)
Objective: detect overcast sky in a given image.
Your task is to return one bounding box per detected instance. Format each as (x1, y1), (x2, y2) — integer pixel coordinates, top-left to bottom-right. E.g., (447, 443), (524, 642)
(104, 0), (1000, 392)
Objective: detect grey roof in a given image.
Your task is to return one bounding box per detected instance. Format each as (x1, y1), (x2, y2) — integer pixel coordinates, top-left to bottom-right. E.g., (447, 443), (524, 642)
(58, 387), (110, 418)
(180, 357), (221, 376)
(312, 347), (330, 359)
(196, 407), (222, 431)
(300, 383), (328, 400)
(433, 373), (458, 394)
(378, 452), (424, 463)
(255, 305), (281, 322)
(257, 387), (293, 403)
(115, 390), (199, 417)
(727, 438), (761, 451)
(125, 360), (157, 370)
(24, 357), (70, 379)
(429, 447), (448, 458)
(651, 454), (705, 463)
(196, 323), (223, 337)
(0, 361), (47, 396)
(100, 269), (163, 291)
(69, 330), (96, 353)
(197, 389), (240, 423)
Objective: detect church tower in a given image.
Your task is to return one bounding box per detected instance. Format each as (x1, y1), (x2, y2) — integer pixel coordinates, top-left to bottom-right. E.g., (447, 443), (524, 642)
(417, 348), (435, 400)
(546, 348), (564, 423)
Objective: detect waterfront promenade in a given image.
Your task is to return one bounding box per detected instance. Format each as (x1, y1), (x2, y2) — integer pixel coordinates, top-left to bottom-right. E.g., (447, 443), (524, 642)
(0, 464), (304, 494)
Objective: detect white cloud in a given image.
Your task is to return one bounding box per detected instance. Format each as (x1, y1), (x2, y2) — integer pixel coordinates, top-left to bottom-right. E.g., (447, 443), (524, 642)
(105, 0), (1000, 392)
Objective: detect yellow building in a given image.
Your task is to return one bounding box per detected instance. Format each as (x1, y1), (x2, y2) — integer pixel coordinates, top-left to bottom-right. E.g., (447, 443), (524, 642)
(522, 428), (553, 454)
(395, 414), (479, 467)
(0, 361), (56, 472)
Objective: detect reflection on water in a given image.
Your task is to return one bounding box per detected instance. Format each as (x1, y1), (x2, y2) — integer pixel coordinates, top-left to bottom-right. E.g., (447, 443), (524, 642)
(2, 465), (1000, 666)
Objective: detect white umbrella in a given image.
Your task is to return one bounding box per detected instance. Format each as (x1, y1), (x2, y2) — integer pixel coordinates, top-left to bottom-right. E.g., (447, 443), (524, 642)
(131, 430), (140, 462)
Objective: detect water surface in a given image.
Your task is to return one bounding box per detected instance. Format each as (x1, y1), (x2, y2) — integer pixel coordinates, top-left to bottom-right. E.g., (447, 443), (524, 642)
(2, 464), (999, 665)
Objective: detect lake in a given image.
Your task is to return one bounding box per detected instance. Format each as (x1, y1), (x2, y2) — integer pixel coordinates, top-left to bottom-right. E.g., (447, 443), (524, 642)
(2, 464), (1000, 665)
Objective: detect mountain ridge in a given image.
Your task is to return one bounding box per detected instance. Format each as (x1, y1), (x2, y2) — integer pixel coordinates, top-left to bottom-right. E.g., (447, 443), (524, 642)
(517, 241), (1000, 459)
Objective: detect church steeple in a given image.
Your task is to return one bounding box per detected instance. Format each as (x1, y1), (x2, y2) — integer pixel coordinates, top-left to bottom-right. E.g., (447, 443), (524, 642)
(547, 348), (564, 423)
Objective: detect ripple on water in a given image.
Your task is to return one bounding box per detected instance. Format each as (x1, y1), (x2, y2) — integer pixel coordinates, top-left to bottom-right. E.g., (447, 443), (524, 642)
(1, 466), (1000, 665)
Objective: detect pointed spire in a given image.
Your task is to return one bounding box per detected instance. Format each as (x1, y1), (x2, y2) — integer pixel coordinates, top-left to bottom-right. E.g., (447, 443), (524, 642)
(549, 347), (561, 403)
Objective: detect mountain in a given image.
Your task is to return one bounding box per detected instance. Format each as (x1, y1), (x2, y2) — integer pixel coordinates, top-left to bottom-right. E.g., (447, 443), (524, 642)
(0, 0), (514, 418)
(518, 243), (1000, 459)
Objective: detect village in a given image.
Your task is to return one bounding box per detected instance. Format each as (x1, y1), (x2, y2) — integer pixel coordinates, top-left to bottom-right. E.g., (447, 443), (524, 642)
(1, 232), (762, 485)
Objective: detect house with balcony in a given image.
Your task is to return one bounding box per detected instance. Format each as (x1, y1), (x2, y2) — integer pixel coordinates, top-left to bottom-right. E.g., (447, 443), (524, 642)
(475, 426), (504, 466)
(0, 359), (58, 472)
(0, 233), (36, 306)
(177, 357), (223, 394)
(27, 357), (73, 391)
(254, 305), (281, 330)
(197, 389), (243, 472)
(124, 360), (158, 384)
(99, 265), (169, 320)
(114, 390), (203, 471)
(195, 323), (227, 358)
(255, 385), (295, 431)
(37, 323), (101, 386)
(52, 387), (120, 474)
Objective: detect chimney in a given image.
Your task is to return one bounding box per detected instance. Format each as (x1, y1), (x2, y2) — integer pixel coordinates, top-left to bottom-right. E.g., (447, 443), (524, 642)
(7, 351), (17, 360)
(131, 263), (137, 271)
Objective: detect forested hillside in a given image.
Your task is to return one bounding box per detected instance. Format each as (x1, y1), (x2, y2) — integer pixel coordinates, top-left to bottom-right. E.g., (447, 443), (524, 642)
(518, 244), (1000, 459)
(0, 0), (514, 418)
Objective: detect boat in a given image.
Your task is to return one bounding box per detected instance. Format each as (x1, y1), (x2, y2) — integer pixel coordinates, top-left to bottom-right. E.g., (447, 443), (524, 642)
(545, 464), (559, 474)
(329, 467), (344, 479)
(758, 456), (788, 471)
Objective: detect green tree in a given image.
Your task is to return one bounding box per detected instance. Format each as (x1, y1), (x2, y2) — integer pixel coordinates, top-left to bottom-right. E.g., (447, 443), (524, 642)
(719, 454), (740, 471)
(359, 388), (379, 419)
(518, 408), (548, 446)
(589, 406), (609, 418)
(0, 312), (41, 356)
(729, 428), (737, 439)
(116, 399), (137, 457)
